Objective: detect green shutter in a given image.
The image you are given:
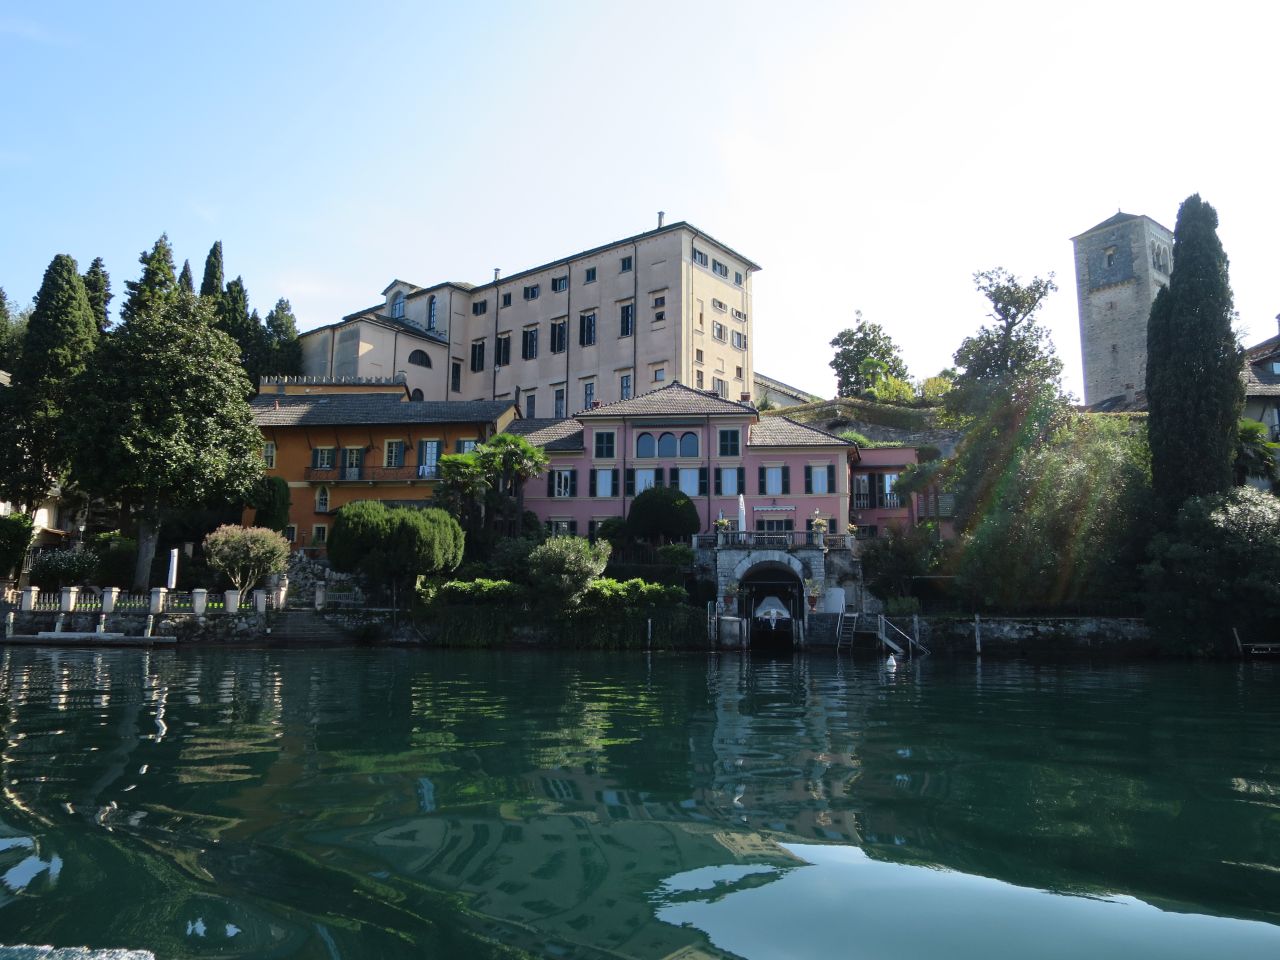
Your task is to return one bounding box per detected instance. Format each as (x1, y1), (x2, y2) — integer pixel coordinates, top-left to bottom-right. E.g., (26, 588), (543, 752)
(804, 465), (813, 494)
(589, 469), (597, 497)
(781, 466), (790, 494)
(827, 464), (836, 493)
(758, 466), (766, 494)
(625, 469), (635, 496)
(714, 468), (722, 496)
(547, 471), (555, 498)
(737, 467), (746, 493)
(611, 469), (619, 495)
(569, 470), (578, 497)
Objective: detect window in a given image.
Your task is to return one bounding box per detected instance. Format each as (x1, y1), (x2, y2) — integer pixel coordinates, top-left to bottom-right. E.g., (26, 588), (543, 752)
(312, 447), (335, 469)
(583, 381), (595, 409)
(595, 430), (615, 459)
(385, 440), (405, 468)
(756, 518), (793, 533)
(408, 349), (431, 367)
(315, 486), (330, 512)
(806, 463), (833, 494)
(679, 468), (701, 497)
(427, 296), (437, 330)
(551, 276), (568, 293)
(712, 298), (727, 311)
(495, 334), (511, 367)
(735, 271), (744, 286)
(692, 248), (708, 267)
(341, 447), (362, 479)
(716, 467), (742, 496)
(653, 367), (665, 382)
(713, 321), (727, 341)
(593, 469), (615, 497)
(392, 292), (405, 318)
(679, 432), (699, 457)
(313, 524), (328, 545)
(735, 366), (743, 380)
(657, 432), (677, 457)
(636, 432), (655, 458)
(523, 284), (540, 300)
(550, 469), (576, 498)
(695, 348), (704, 364)
(654, 311), (665, 322)
(1104, 246), (1117, 268)
(472, 299), (488, 316)
(263, 441), (276, 469)
(652, 295), (666, 308)
(695, 370), (704, 388)
(732, 308), (747, 321)
(418, 440), (441, 479)
(284, 524), (296, 543)
(719, 429), (740, 457)
(619, 302), (634, 337)
(882, 473), (900, 508)
(585, 266), (597, 283)
(525, 393), (536, 418)
(501, 292), (512, 307)
(550, 320), (567, 354)
(633, 468), (657, 494)
(712, 259), (729, 278)
(853, 473), (871, 509)
(620, 255), (633, 273)
(554, 387), (566, 418)
(697, 300), (705, 328)
(470, 340), (485, 372)
(620, 373), (632, 399)
(731, 331), (745, 350)
(450, 361), (461, 393)
(546, 519), (578, 537)
(763, 466), (785, 496)
(712, 377), (727, 397)
(522, 327), (539, 360)
(456, 439), (478, 454)
(579, 312), (597, 346)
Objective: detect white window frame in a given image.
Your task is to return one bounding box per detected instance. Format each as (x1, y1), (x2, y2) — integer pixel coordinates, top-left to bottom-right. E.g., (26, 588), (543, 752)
(315, 447), (335, 469)
(721, 468), (739, 496)
(596, 469), (614, 497)
(634, 468), (657, 493)
(315, 486), (330, 512)
(765, 466), (783, 496)
(811, 465), (830, 494)
(263, 441), (276, 469)
(553, 469), (573, 498)
(385, 439), (405, 468)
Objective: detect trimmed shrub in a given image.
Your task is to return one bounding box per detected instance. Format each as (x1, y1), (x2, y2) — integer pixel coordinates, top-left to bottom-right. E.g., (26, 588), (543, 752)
(329, 501), (465, 600)
(627, 486), (699, 543)
(28, 549), (97, 590)
(204, 525), (290, 602)
(0, 513), (33, 581)
(655, 543), (695, 568)
(576, 577), (687, 615)
(490, 537), (539, 583)
(528, 536), (610, 608)
(437, 578), (529, 606)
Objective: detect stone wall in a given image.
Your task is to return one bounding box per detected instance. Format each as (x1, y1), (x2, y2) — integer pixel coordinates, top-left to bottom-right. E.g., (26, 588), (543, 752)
(8, 610), (269, 642)
(917, 616), (1155, 658)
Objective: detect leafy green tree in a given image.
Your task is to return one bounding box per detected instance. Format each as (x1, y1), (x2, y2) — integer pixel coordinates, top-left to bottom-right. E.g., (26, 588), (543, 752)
(0, 254), (98, 510)
(527, 536), (610, 609)
(860, 523), (941, 600)
(829, 312), (910, 396)
(120, 234), (178, 324)
(1235, 419), (1279, 486)
(1146, 194), (1244, 519)
(1144, 486), (1280, 653)
(263, 298), (303, 376)
(253, 476), (292, 531)
(68, 292), (261, 589)
(328, 501), (464, 601)
(82, 257), (112, 333)
(627, 485), (701, 543)
(200, 240), (224, 299)
(0, 513), (34, 582)
(475, 433), (549, 535)
(178, 259), (195, 294)
(204, 524), (290, 603)
(919, 369), (955, 403)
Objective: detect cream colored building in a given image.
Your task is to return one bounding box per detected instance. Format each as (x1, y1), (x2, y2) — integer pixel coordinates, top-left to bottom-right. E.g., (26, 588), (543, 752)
(299, 219), (758, 418)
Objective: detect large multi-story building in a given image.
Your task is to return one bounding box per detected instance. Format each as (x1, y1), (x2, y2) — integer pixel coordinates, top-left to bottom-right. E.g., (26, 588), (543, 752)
(299, 218), (758, 419)
(1071, 211), (1174, 405)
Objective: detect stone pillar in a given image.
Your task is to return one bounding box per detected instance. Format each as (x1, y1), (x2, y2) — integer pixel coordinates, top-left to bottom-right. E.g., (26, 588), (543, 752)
(101, 587), (119, 614)
(191, 588), (207, 616)
(314, 583), (326, 610)
(253, 589), (267, 614)
(149, 587), (167, 615)
(19, 587), (37, 612)
(60, 586), (79, 612)
(224, 589), (240, 614)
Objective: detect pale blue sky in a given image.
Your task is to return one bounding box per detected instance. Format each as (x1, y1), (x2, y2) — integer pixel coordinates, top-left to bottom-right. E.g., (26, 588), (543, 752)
(3, 1), (1277, 399)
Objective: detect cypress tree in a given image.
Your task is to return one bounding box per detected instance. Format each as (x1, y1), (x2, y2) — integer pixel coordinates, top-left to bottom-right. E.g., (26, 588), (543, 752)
(120, 235), (178, 324)
(264, 297), (303, 376)
(0, 255), (98, 509)
(1146, 194), (1243, 518)
(82, 257), (113, 334)
(200, 241), (224, 299)
(178, 259), (195, 294)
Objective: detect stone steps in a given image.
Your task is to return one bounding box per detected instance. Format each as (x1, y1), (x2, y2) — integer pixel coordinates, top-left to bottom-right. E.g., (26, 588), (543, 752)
(267, 610), (350, 642)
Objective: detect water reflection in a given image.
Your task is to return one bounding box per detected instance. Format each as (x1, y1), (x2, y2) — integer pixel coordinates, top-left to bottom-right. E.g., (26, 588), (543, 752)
(0, 648), (1275, 959)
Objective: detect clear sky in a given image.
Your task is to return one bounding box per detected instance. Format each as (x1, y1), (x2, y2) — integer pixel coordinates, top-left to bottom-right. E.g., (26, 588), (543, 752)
(2, 1), (1277, 399)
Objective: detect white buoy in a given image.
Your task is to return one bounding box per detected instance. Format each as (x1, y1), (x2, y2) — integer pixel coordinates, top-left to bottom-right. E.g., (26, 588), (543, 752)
(885, 654), (897, 670)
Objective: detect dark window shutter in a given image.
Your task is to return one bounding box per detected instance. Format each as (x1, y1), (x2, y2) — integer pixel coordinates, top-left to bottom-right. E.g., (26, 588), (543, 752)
(827, 464), (836, 493)
(547, 471), (555, 497)
(669, 467), (679, 488)
(611, 469), (619, 494)
(699, 467), (708, 496)
(804, 465), (813, 494)
(714, 468), (722, 496)
(625, 468), (635, 496)
(589, 469), (597, 498)
(758, 466), (766, 494)
(569, 520), (578, 536)
(569, 470), (578, 497)
(737, 467), (746, 492)
(311, 449), (319, 468)
(781, 465), (790, 494)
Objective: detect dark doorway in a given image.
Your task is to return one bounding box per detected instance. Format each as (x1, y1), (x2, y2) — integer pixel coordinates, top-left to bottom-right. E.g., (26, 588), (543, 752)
(738, 562), (805, 651)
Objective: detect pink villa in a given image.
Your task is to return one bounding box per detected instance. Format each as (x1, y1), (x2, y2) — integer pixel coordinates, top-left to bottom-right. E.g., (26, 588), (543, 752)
(512, 384), (856, 540)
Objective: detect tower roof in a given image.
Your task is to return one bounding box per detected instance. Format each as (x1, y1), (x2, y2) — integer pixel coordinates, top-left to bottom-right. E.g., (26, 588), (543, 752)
(1071, 211), (1173, 241)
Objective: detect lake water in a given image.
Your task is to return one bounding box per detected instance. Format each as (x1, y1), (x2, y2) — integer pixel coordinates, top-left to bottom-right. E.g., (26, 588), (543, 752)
(0, 647), (1276, 959)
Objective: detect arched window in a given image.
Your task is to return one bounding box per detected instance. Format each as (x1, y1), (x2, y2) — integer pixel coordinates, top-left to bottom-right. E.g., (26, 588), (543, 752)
(636, 432), (655, 458)
(679, 432), (699, 457)
(427, 295), (437, 330)
(408, 349), (431, 368)
(392, 292), (405, 319)
(657, 432), (677, 457)
(410, 388), (424, 401)
(316, 486), (329, 513)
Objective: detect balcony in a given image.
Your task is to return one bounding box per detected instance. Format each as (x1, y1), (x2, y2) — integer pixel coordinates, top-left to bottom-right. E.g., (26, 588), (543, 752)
(854, 492), (901, 510)
(304, 465), (438, 483)
(693, 531), (853, 552)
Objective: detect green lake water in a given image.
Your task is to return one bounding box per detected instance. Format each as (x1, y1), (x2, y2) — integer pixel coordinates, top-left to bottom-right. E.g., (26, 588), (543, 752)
(0, 647), (1277, 959)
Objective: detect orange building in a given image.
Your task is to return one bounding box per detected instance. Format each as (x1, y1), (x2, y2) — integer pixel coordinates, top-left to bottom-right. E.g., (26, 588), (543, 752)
(248, 377), (519, 552)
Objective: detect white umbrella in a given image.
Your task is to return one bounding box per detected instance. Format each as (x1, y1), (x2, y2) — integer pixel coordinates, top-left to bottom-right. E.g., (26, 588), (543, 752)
(737, 493), (747, 533)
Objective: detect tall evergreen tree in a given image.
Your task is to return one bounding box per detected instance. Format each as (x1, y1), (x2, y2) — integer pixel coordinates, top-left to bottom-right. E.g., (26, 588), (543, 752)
(1146, 194), (1243, 518)
(120, 235), (178, 324)
(200, 240), (224, 299)
(264, 297), (303, 376)
(0, 287), (26, 370)
(178, 259), (195, 294)
(216, 277), (269, 387)
(82, 257), (113, 333)
(0, 255), (98, 510)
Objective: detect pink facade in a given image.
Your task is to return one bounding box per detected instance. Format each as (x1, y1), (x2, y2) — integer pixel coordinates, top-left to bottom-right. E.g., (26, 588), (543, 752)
(513, 384), (854, 538)
(852, 446), (955, 540)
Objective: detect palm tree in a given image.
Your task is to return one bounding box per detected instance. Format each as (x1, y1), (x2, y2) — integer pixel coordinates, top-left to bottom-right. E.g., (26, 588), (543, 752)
(476, 433), (549, 536)
(1234, 419), (1279, 486)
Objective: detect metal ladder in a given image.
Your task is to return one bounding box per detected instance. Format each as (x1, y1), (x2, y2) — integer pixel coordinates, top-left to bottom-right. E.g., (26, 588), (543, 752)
(878, 614), (930, 658)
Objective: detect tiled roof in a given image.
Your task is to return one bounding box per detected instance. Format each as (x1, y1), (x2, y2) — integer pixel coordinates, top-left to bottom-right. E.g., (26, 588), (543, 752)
(576, 382), (756, 418)
(506, 418), (584, 451)
(1240, 333), (1280, 398)
(252, 393), (514, 427)
(748, 416), (854, 447)
(754, 371), (821, 402)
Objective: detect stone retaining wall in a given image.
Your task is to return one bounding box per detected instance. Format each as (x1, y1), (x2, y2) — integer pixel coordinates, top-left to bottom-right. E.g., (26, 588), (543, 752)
(7, 610), (269, 642)
(916, 616), (1155, 658)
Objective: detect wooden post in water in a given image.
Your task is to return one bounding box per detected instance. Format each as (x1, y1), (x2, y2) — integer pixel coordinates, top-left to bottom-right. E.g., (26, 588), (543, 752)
(975, 613), (982, 655)
(912, 613), (920, 653)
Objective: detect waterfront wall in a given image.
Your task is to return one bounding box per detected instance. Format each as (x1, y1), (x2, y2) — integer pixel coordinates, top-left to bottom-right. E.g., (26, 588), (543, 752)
(8, 610), (269, 642)
(916, 616), (1155, 658)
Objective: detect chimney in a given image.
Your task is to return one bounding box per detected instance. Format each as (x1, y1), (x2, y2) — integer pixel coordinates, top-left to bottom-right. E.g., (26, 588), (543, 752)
(657, 210), (665, 228)
(590, 400), (602, 409)
(740, 392), (752, 403)
(494, 267), (501, 281)
(1275, 312), (1280, 337)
